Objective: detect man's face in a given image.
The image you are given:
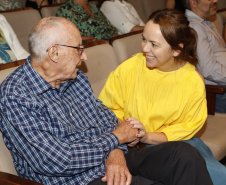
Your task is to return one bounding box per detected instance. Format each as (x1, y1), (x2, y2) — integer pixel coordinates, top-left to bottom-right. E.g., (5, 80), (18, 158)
(57, 25), (87, 81)
(194, 0), (218, 20)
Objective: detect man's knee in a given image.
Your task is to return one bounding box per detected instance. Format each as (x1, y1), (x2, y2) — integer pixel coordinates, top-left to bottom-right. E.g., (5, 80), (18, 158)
(170, 141), (206, 166)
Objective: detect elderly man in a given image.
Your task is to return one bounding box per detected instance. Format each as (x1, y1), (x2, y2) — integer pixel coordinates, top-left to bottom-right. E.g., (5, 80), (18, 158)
(183, 0), (226, 113)
(0, 17), (213, 185)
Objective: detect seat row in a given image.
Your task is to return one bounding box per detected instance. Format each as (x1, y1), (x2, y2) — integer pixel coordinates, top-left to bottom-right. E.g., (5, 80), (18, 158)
(0, 1), (140, 52)
(2, 0), (226, 52)
(0, 0), (165, 52)
(138, 0), (226, 36)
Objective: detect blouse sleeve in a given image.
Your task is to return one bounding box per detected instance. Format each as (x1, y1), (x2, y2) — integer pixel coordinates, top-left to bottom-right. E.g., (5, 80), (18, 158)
(162, 74), (207, 141)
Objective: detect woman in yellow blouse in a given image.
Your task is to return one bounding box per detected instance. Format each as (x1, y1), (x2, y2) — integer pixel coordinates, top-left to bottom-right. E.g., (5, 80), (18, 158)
(99, 9), (226, 185)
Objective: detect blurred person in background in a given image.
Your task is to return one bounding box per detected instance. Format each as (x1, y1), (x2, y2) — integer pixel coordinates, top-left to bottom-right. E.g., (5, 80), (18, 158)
(183, 0), (226, 113)
(0, 14), (29, 64)
(56, 0), (118, 40)
(99, 0), (144, 35)
(0, 0), (23, 11)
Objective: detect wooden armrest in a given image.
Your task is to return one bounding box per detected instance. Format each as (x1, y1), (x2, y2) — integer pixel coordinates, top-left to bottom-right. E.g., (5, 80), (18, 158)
(205, 85), (226, 115)
(83, 39), (108, 48)
(0, 59), (26, 71)
(0, 7), (34, 13)
(39, 3), (63, 8)
(0, 172), (42, 185)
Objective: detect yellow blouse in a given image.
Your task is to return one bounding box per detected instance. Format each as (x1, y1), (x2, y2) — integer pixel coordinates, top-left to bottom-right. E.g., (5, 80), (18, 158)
(99, 53), (207, 141)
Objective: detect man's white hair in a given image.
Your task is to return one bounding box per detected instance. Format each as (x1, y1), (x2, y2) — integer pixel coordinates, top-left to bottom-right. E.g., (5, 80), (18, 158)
(28, 17), (71, 60)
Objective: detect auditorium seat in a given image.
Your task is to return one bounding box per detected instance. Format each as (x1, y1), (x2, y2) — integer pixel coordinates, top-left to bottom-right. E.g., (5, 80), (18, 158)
(79, 41), (119, 97)
(1, 8), (42, 51)
(40, 4), (61, 18)
(110, 30), (143, 63)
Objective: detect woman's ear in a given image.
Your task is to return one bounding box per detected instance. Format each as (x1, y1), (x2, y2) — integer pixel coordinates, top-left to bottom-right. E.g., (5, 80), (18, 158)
(173, 50), (180, 57)
(173, 43), (183, 57)
(47, 45), (59, 63)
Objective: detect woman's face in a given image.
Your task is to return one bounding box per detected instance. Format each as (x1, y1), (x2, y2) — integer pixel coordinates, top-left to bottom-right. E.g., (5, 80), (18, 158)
(142, 20), (179, 72)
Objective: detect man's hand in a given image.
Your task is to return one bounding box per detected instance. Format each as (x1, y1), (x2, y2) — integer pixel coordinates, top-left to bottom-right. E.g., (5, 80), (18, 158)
(101, 149), (132, 185)
(127, 138), (140, 148)
(112, 121), (138, 145)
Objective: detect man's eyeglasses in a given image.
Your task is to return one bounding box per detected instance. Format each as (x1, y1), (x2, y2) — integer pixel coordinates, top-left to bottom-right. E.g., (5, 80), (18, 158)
(46, 44), (84, 55)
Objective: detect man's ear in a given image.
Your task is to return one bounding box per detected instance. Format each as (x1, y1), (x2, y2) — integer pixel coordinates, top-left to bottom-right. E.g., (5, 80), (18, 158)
(189, 0), (197, 9)
(173, 43), (183, 57)
(47, 45), (59, 63)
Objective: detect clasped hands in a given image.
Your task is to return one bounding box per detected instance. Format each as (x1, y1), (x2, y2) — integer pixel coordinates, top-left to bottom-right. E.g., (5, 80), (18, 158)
(126, 117), (146, 147)
(111, 117), (146, 146)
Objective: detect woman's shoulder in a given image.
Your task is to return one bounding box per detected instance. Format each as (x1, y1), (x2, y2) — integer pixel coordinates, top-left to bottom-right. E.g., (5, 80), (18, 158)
(108, 53), (144, 82)
(194, 69), (205, 83)
(184, 63), (205, 87)
(116, 53), (145, 72)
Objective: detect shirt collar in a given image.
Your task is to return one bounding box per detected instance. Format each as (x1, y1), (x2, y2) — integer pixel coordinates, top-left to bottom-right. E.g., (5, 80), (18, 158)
(185, 9), (206, 23)
(185, 9), (216, 28)
(22, 57), (75, 95)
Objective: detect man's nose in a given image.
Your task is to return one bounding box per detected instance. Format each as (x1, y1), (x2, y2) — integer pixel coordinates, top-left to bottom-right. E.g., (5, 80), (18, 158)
(81, 49), (88, 61)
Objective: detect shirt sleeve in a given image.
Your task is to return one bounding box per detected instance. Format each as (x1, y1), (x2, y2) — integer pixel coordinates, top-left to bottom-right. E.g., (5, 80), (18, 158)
(161, 73), (208, 141)
(100, 2), (136, 34)
(0, 95), (126, 176)
(191, 22), (226, 85)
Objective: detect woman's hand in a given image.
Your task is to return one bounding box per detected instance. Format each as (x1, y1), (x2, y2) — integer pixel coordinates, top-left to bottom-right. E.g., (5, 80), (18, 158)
(125, 117), (146, 147)
(127, 138), (140, 147)
(126, 118), (168, 145)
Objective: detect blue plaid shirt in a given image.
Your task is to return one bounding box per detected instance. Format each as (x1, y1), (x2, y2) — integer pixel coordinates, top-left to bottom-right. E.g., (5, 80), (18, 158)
(0, 58), (127, 185)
